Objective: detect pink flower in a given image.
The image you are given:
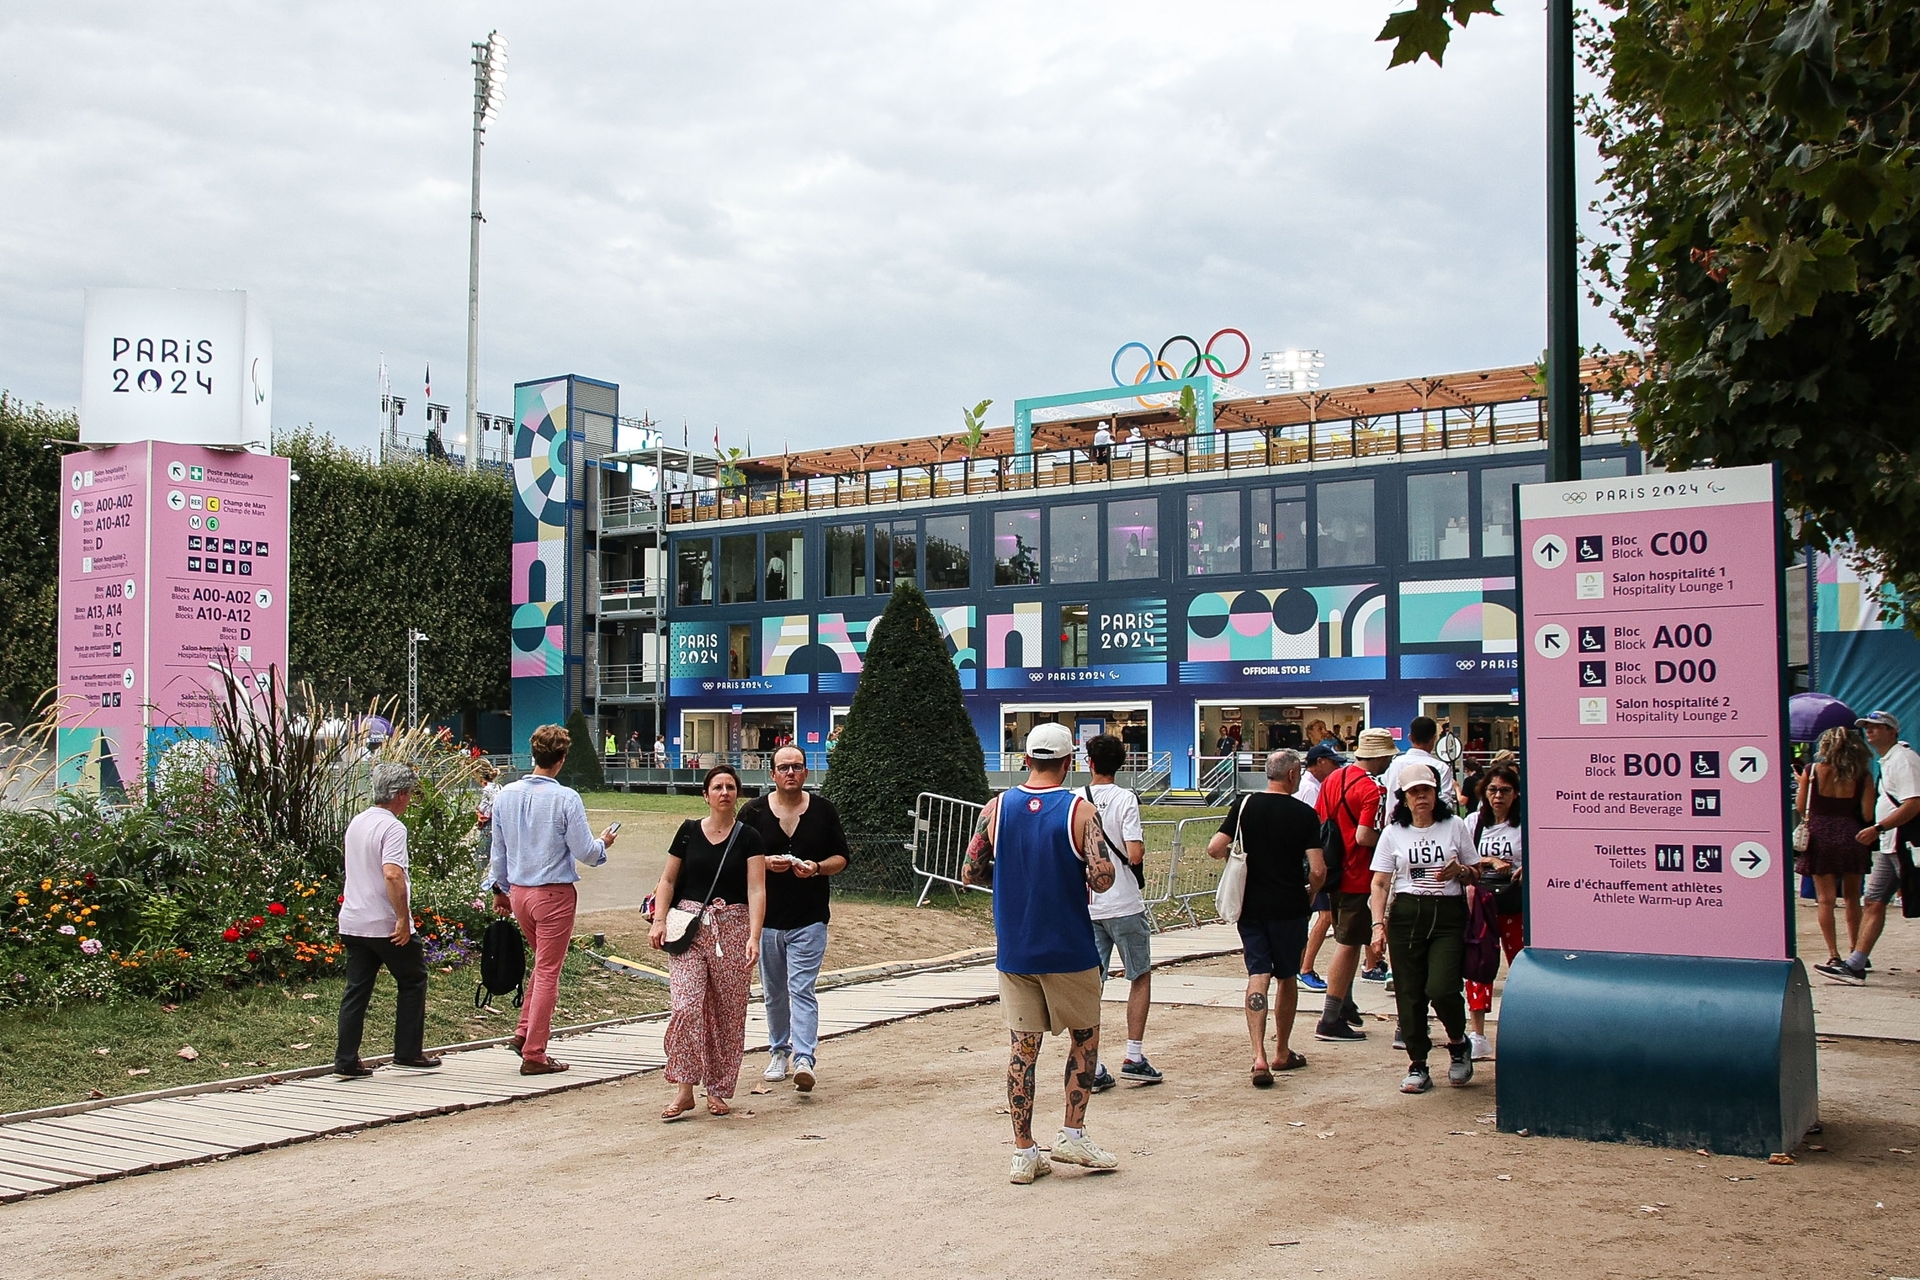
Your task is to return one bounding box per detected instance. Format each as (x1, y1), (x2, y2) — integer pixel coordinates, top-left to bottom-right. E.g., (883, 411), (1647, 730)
(57, 924), (77, 936)
(80, 938), (104, 956)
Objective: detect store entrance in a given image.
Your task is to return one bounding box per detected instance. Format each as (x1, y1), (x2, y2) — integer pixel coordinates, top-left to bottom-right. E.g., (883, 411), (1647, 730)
(1196, 699), (1370, 762)
(1418, 696), (1521, 767)
(999, 703), (1152, 771)
(679, 708), (797, 769)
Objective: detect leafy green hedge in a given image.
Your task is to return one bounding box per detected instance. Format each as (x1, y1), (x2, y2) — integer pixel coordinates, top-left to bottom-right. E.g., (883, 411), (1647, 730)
(281, 433), (511, 722)
(0, 395), (78, 720)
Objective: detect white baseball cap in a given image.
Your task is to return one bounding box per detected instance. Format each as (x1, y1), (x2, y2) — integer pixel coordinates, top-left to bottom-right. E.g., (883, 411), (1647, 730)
(1025, 723), (1076, 760)
(1396, 762), (1439, 791)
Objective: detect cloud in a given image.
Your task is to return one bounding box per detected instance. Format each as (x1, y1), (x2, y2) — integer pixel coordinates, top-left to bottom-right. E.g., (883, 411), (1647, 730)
(0, 0), (1620, 453)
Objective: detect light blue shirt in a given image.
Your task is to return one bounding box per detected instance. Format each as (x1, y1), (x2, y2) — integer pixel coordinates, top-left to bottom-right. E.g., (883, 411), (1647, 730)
(486, 774), (607, 892)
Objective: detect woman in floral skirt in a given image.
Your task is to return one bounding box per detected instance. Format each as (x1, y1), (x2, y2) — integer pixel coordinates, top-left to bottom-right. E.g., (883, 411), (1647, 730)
(649, 764), (766, 1118)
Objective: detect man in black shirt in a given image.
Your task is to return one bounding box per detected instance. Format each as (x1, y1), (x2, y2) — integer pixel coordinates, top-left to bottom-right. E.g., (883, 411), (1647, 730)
(1206, 749), (1326, 1086)
(738, 745), (849, 1092)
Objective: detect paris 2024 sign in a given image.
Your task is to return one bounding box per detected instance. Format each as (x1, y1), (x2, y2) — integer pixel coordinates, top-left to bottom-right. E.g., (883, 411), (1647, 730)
(1519, 464), (1790, 962)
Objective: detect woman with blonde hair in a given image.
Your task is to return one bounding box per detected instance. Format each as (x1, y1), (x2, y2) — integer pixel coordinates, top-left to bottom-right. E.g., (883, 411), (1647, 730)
(1795, 726), (1877, 969)
(649, 764), (767, 1118)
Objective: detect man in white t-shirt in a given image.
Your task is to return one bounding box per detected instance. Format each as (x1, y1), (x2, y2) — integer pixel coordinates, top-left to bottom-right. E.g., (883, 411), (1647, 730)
(1082, 734), (1162, 1088)
(334, 762), (440, 1077)
(1820, 711), (1920, 984)
(1382, 716), (1458, 805)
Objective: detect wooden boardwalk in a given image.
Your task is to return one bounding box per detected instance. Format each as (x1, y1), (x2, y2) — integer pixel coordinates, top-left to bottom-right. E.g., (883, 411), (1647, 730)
(0, 923), (1241, 1203)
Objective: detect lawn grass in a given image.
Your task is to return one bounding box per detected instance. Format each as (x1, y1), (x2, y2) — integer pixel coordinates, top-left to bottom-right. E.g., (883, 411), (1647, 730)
(576, 792), (709, 815)
(0, 947), (668, 1115)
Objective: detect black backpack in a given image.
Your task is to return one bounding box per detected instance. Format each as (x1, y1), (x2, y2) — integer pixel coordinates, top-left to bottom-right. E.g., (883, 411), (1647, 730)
(476, 917), (526, 1009)
(1317, 766), (1370, 893)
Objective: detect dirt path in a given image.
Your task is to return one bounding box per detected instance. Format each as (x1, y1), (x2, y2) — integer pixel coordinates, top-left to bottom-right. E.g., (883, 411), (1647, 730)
(8, 959), (1916, 1279)
(577, 899), (994, 974)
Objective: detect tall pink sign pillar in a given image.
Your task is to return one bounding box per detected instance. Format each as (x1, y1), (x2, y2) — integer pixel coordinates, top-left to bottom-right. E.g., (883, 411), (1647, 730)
(1496, 463), (1818, 1158)
(56, 289), (287, 793)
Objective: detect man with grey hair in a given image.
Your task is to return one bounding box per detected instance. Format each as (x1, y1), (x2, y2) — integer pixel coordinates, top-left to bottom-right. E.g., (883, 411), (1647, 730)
(1207, 749), (1326, 1084)
(335, 762), (440, 1076)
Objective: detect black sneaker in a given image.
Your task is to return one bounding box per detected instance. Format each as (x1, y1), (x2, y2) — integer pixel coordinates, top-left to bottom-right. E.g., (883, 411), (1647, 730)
(1344, 1005), (1366, 1030)
(1815, 958), (1866, 985)
(1120, 1057), (1164, 1084)
(1361, 965), (1389, 983)
(1091, 1065), (1118, 1092)
(1314, 1019), (1366, 1042)
(334, 1062), (373, 1078)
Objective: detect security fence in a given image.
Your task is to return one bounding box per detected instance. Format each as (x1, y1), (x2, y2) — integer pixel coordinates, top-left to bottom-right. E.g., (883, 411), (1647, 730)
(903, 792), (1230, 930)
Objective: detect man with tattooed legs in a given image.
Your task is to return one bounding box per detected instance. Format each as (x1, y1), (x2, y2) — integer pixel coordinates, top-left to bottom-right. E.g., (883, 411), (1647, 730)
(963, 723), (1121, 1184)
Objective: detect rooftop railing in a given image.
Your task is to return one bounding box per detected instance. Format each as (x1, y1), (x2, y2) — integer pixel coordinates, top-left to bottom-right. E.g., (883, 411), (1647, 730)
(665, 395), (1631, 525)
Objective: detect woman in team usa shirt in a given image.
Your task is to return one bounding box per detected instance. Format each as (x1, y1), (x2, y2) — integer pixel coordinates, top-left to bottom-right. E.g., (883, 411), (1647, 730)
(1463, 764), (1524, 1062)
(1365, 762), (1483, 1095)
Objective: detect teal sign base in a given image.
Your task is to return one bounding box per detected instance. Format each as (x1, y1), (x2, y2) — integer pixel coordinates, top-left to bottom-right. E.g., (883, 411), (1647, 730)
(1497, 950), (1818, 1159)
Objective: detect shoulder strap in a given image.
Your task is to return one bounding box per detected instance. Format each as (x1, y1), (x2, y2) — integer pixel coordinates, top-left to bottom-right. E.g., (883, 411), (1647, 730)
(1082, 785), (1127, 863)
(694, 823), (741, 909)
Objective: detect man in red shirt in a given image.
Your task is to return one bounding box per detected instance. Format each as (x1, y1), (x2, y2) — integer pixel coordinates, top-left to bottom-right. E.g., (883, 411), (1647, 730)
(1312, 727), (1393, 1041)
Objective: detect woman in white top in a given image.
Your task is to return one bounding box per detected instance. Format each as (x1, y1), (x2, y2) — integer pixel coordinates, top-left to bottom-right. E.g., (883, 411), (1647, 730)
(1365, 762), (1482, 1094)
(1462, 763), (1524, 1060)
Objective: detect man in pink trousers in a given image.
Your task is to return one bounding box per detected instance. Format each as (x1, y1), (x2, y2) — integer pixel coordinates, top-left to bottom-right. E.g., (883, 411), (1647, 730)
(487, 723), (618, 1074)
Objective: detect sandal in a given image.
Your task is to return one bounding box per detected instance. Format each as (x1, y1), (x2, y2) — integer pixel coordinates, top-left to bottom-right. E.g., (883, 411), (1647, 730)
(706, 1098), (732, 1116)
(1251, 1063), (1275, 1088)
(1275, 1050), (1308, 1071)
(661, 1096), (697, 1121)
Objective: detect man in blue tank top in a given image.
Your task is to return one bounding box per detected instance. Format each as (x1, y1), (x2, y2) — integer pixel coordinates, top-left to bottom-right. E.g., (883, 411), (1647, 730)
(964, 723), (1121, 1184)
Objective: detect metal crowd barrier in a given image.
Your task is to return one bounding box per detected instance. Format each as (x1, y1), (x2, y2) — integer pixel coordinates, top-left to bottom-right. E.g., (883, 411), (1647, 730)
(1160, 814), (1229, 927)
(910, 791), (987, 906)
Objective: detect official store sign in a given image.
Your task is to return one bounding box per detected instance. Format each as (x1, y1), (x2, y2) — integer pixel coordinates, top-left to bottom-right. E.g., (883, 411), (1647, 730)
(1518, 465), (1788, 962)
(79, 289), (273, 447)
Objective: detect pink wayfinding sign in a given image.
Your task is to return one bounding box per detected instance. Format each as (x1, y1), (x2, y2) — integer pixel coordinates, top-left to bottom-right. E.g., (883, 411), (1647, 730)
(58, 442), (290, 786)
(1518, 464), (1789, 961)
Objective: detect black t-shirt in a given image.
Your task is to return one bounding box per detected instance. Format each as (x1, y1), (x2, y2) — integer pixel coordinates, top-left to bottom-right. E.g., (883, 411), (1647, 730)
(738, 793), (851, 931)
(1217, 792), (1321, 922)
(666, 819), (765, 908)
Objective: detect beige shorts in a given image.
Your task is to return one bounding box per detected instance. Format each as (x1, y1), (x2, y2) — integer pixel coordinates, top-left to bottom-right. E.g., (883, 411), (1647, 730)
(999, 968), (1103, 1035)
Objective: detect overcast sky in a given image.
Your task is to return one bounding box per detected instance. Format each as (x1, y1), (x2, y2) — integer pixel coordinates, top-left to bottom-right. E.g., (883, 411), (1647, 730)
(0, 1), (1620, 456)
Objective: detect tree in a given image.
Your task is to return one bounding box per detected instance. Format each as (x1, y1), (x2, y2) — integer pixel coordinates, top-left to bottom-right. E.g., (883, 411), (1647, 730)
(558, 708), (605, 791)
(1586, 1), (1920, 629)
(0, 395), (77, 720)
(1379, 0), (1503, 67)
(824, 581), (989, 834)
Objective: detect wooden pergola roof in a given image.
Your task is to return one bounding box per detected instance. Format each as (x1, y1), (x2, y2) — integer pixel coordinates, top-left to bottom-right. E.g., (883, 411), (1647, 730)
(740, 357), (1638, 479)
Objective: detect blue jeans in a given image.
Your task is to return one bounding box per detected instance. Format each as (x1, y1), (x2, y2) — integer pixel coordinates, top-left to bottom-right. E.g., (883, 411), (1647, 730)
(760, 921), (828, 1061)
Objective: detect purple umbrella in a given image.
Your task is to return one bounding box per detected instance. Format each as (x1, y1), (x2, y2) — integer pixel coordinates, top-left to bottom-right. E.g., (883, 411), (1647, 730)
(1789, 693), (1856, 743)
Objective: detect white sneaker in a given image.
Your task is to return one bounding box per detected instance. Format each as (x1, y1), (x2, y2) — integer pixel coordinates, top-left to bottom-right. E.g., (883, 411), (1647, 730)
(792, 1057), (815, 1093)
(1009, 1148), (1053, 1184)
(1469, 1032), (1494, 1061)
(1050, 1129), (1119, 1170)
(763, 1051), (790, 1083)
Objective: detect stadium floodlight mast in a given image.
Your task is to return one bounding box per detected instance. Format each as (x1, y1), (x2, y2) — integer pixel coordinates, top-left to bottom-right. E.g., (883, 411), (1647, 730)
(464, 30), (508, 474)
(1261, 349), (1324, 394)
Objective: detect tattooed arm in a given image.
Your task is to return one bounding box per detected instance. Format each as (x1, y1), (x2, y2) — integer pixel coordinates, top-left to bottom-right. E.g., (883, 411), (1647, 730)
(1076, 798), (1116, 893)
(961, 796), (997, 887)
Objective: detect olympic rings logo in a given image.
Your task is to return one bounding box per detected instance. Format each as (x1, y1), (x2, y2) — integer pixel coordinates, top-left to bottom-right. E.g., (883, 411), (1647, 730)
(1110, 330), (1250, 405)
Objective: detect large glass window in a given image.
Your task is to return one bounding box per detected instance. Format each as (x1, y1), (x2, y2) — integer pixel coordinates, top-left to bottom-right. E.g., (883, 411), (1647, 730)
(719, 534), (757, 603)
(874, 520), (916, 594)
(1060, 604), (1089, 668)
(764, 528), (803, 601)
(1050, 504), (1099, 584)
(1186, 491), (1241, 576)
(924, 514), (970, 590)
(994, 509), (1041, 586)
(825, 524), (866, 597)
(1317, 479), (1376, 566)
(1251, 485), (1308, 572)
(1479, 465), (1544, 559)
(675, 538), (713, 606)
(1407, 471), (1471, 562)
(1587, 455), (1629, 478)
(1107, 497), (1159, 580)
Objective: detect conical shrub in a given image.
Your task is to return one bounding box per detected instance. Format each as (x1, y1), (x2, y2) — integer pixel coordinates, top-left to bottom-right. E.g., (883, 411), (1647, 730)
(825, 581), (989, 834)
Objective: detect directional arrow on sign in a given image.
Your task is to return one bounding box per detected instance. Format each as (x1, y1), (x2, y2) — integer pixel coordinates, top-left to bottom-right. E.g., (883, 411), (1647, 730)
(1732, 841), (1771, 879)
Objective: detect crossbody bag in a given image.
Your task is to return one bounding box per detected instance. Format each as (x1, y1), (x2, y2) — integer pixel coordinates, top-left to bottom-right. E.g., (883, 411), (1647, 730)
(1082, 785), (1146, 888)
(662, 821), (741, 956)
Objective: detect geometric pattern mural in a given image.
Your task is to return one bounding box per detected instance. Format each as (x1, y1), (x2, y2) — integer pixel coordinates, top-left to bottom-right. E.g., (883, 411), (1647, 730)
(1186, 584), (1387, 661)
(510, 378), (572, 747)
(1398, 577), (1518, 653)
